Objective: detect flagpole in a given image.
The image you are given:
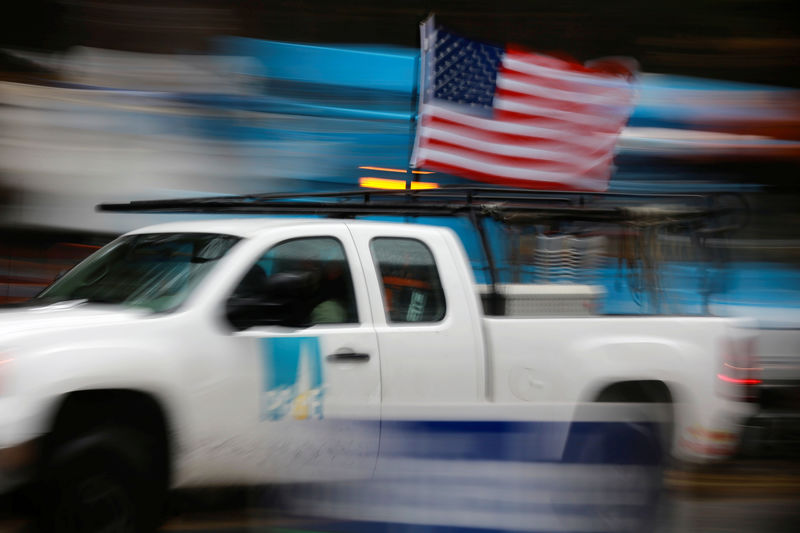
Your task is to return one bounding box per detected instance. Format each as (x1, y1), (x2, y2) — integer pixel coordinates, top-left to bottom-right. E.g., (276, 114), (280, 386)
(408, 13), (435, 190)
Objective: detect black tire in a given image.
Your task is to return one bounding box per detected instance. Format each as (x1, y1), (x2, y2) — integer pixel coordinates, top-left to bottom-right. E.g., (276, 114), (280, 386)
(595, 386), (675, 465)
(559, 419), (666, 533)
(37, 427), (164, 533)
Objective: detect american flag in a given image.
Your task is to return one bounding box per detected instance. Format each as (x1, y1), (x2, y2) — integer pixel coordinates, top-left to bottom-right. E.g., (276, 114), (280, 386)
(410, 19), (637, 191)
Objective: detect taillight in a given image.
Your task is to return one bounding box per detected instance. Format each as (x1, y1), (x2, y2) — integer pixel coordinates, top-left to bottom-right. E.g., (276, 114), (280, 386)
(717, 337), (762, 402)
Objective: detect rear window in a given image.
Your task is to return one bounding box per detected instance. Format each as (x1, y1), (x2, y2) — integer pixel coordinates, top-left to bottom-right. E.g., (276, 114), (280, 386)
(369, 237), (446, 323)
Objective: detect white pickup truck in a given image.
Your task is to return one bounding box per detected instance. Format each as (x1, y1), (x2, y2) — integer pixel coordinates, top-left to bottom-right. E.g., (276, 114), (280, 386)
(0, 194), (759, 531)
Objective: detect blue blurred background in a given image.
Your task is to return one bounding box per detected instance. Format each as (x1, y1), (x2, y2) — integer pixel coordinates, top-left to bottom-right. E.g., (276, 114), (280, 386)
(1, 2), (799, 318)
(1, 2), (799, 531)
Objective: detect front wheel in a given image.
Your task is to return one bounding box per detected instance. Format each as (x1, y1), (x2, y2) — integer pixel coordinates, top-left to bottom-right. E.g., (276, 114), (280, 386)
(38, 428), (164, 533)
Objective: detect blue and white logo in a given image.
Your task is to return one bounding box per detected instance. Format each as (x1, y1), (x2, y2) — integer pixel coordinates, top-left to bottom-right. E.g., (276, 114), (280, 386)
(260, 337), (325, 421)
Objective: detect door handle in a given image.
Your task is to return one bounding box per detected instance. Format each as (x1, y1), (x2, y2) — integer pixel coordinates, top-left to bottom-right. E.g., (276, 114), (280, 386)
(326, 352), (370, 362)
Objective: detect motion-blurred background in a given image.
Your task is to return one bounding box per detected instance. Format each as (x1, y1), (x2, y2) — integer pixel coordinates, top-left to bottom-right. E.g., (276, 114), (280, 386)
(1, 1), (799, 530)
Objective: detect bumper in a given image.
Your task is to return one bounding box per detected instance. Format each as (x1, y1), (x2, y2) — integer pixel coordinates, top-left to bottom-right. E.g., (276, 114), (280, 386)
(0, 397), (48, 493)
(739, 410), (800, 458)
(0, 439), (37, 493)
(675, 401), (758, 464)
(738, 381), (800, 458)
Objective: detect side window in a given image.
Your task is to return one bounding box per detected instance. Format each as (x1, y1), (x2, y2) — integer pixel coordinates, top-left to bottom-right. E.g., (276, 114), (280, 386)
(232, 237), (358, 325)
(370, 237), (446, 323)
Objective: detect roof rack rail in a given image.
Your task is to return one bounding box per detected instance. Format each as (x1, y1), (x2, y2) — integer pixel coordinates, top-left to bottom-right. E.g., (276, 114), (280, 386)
(97, 186), (737, 223)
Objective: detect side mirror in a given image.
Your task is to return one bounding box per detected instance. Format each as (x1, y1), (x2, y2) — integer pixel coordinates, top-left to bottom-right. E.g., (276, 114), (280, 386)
(226, 270), (318, 330)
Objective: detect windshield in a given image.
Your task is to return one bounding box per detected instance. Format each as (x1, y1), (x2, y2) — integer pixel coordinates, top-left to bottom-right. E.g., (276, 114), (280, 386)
(33, 233), (241, 312)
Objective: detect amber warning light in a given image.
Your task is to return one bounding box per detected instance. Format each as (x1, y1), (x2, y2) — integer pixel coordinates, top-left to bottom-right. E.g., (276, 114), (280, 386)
(359, 177), (439, 190)
(357, 166), (439, 190)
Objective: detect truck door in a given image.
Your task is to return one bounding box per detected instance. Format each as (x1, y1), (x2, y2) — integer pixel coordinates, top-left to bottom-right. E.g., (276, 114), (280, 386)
(197, 227), (381, 483)
(348, 225), (485, 408)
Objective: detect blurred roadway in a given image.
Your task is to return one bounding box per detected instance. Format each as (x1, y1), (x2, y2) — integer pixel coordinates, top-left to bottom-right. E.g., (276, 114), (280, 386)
(2, 460), (798, 533)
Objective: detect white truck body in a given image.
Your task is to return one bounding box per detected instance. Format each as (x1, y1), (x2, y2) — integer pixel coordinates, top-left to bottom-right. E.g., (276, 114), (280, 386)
(0, 217), (757, 494)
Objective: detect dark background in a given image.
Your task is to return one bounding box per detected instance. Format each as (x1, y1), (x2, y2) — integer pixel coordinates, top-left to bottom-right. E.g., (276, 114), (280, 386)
(2, 0), (799, 87)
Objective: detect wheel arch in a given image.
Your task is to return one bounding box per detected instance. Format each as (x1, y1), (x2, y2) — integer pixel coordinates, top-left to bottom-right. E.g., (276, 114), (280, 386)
(592, 379), (675, 404)
(41, 388), (173, 486)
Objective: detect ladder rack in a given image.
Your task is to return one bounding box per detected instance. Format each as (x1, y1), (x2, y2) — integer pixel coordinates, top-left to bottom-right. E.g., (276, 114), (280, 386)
(98, 186), (738, 223)
(98, 186), (748, 315)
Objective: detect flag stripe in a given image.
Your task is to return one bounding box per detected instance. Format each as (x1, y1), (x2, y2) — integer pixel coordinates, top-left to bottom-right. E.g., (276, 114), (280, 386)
(496, 86), (628, 117)
(421, 103), (618, 149)
(494, 90), (630, 133)
(420, 120), (615, 166)
(497, 71), (633, 106)
(422, 137), (614, 174)
(425, 115), (619, 155)
(413, 149), (612, 191)
(416, 141), (613, 180)
(494, 96), (630, 131)
(503, 51), (634, 90)
(415, 162), (610, 190)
